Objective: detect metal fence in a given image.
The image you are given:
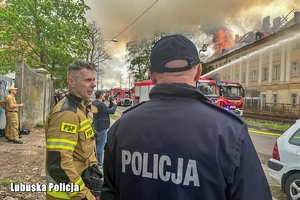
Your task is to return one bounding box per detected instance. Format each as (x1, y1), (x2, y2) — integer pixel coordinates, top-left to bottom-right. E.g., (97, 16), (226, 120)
(244, 97), (300, 116)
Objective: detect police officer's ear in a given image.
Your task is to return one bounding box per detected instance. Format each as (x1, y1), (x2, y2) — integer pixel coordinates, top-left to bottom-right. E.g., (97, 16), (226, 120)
(148, 69), (157, 85)
(193, 64), (202, 82)
(67, 77), (75, 87)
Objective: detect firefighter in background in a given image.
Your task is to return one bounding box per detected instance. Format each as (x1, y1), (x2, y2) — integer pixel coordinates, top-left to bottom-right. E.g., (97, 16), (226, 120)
(5, 87), (24, 144)
(45, 60), (102, 200)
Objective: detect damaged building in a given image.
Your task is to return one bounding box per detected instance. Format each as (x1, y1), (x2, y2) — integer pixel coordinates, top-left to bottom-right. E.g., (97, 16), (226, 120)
(203, 9), (300, 107)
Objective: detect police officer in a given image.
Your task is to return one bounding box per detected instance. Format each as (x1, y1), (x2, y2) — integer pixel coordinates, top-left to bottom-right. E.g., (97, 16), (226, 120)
(45, 60), (101, 200)
(5, 87), (24, 144)
(101, 35), (272, 200)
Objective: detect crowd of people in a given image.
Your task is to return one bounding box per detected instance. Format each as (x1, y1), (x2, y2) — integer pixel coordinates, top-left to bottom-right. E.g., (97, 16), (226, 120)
(2, 34), (272, 200)
(54, 89), (67, 104)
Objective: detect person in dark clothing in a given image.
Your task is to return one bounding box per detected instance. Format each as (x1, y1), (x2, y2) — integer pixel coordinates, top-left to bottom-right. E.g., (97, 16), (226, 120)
(92, 90), (117, 168)
(101, 34), (272, 200)
(54, 90), (63, 104)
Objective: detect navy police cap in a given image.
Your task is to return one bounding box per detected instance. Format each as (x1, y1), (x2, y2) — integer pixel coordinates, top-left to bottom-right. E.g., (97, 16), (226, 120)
(149, 34), (200, 73)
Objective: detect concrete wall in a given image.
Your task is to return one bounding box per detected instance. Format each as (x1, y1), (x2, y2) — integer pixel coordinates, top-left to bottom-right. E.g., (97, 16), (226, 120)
(15, 60), (55, 129)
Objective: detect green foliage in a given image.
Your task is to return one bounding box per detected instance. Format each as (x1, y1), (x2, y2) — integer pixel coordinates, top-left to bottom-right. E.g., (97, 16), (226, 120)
(109, 114), (120, 121)
(270, 185), (286, 199)
(243, 118), (290, 131)
(1, 180), (20, 187)
(126, 31), (214, 81)
(201, 63), (214, 75)
(0, 0), (92, 85)
(35, 123), (44, 128)
(126, 36), (156, 81)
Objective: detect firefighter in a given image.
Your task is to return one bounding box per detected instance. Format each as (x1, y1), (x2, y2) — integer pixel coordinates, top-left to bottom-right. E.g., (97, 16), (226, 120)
(101, 35), (272, 200)
(5, 86), (24, 144)
(45, 60), (102, 200)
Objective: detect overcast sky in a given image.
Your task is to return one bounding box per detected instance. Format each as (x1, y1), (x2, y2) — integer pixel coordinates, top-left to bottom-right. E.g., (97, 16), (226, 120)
(84, 0), (299, 89)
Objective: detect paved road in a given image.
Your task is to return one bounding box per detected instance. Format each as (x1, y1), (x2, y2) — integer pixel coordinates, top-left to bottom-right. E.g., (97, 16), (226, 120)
(248, 128), (283, 199)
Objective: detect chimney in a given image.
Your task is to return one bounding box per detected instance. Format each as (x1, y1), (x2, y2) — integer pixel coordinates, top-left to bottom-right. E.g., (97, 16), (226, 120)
(273, 17), (281, 28)
(295, 11), (300, 24)
(262, 16), (270, 31)
(235, 34), (239, 43)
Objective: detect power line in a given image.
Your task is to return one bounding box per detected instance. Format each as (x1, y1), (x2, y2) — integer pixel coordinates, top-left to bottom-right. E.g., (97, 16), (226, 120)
(110, 0), (158, 41)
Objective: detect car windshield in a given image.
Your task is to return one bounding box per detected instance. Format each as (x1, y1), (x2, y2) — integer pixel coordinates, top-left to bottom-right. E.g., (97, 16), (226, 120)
(197, 82), (219, 98)
(125, 92), (130, 98)
(221, 86), (243, 98)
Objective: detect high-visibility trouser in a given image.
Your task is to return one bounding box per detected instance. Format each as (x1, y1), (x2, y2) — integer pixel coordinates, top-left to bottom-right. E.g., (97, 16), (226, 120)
(46, 175), (85, 199)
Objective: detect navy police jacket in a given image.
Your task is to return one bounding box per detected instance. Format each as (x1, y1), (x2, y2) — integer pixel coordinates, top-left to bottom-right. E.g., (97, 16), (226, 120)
(101, 83), (272, 200)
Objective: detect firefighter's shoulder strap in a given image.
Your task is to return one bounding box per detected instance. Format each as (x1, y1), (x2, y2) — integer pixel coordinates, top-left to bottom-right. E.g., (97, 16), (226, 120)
(0, 96), (7, 109)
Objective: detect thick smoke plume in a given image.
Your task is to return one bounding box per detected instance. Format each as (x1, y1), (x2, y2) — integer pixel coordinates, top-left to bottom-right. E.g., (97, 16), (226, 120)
(84, 0), (298, 88)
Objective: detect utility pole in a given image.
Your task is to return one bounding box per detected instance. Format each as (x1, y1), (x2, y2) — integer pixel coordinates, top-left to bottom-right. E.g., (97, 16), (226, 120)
(128, 73), (134, 89)
(128, 74), (130, 89)
(119, 74), (122, 88)
(97, 48), (100, 91)
(100, 74), (103, 90)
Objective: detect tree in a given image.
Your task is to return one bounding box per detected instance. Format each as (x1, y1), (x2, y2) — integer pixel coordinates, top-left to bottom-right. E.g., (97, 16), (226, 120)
(85, 21), (112, 80)
(201, 62), (215, 76)
(126, 31), (166, 81)
(0, 0), (91, 88)
(209, 73), (220, 80)
(126, 31), (200, 81)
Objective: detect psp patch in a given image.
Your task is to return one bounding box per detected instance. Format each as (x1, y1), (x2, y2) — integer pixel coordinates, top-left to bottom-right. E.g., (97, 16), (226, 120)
(84, 127), (94, 139)
(61, 122), (77, 134)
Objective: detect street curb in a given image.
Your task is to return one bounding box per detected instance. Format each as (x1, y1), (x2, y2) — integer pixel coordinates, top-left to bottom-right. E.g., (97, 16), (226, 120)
(247, 125), (284, 134)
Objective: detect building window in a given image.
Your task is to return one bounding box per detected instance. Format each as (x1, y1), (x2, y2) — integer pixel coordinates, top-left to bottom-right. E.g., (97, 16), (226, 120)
(293, 41), (300, 50)
(262, 94), (266, 104)
(292, 62), (299, 77)
(242, 72), (246, 83)
(273, 94), (277, 106)
(263, 67), (268, 80)
(274, 47), (281, 55)
(291, 94), (297, 108)
(274, 64), (280, 79)
(235, 73), (239, 82)
(251, 70), (257, 82)
(227, 76), (230, 81)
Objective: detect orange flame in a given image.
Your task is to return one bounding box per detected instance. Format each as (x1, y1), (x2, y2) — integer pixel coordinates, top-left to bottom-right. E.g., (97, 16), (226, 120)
(213, 28), (235, 52)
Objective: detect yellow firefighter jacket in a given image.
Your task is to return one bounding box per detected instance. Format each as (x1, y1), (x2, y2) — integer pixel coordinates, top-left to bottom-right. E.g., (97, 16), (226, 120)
(45, 92), (98, 200)
(6, 94), (18, 112)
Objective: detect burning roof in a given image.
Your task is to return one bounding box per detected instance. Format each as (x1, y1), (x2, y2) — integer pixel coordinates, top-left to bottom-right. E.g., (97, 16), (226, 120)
(205, 8), (300, 62)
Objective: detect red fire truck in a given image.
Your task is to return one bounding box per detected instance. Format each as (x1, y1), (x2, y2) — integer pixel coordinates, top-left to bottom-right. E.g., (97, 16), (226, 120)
(133, 80), (154, 105)
(133, 78), (245, 116)
(196, 77), (245, 116)
(109, 88), (133, 106)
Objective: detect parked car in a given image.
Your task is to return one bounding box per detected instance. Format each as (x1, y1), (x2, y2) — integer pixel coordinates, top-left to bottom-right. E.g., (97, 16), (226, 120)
(268, 119), (300, 200)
